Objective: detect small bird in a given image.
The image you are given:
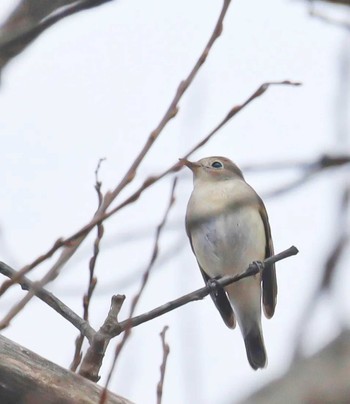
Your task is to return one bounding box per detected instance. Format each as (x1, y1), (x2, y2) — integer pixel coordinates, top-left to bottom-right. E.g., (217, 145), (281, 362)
(182, 156), (277, 370)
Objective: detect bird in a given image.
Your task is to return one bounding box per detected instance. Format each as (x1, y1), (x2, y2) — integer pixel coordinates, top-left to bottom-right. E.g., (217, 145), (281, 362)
(182, 156), (277, 370)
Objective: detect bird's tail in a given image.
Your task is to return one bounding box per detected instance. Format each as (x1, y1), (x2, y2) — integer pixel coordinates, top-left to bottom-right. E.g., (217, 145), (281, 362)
(243, 325), (267, 370)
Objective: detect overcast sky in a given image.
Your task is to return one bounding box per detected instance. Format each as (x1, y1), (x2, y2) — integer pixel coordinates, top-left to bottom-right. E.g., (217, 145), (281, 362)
(1, 1), (350, 403)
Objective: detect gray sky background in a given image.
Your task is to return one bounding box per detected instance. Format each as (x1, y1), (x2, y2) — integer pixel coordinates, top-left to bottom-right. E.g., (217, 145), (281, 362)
(1, 1), (350, 403)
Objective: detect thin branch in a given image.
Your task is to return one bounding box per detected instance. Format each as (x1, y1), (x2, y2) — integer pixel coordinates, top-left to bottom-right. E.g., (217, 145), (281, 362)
(78, 178), (176, 384)
(0, 0), (116, 71)
(71, 158), (106, 372)
(242, 153), (350, 172)
(0, 246), (298, 340)
(157, 326), (170, 404)
(15, 79), (299, 277)
(0, 261), (96, 340)
(70, 334), (84, 373)
(261, 154), (350, 200)
(114, 246), (298, 334)
(309, 6), (350, 30)
(0, 0), (234, 327)
(104, 0), (232, 205)
(102, 81), (301, 219)
(0, 237), (65, 296)
(293, 186), (350, 358)
(101, 179), (177, 399)
(57, 237), (186, 297)
(114, 179), (177, 356)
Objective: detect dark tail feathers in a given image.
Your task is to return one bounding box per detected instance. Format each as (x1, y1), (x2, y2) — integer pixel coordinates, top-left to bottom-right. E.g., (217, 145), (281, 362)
(244, 327), (267, 370)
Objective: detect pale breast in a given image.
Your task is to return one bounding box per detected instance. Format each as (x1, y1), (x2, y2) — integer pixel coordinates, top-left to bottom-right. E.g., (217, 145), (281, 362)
(187, 179), (266, 278)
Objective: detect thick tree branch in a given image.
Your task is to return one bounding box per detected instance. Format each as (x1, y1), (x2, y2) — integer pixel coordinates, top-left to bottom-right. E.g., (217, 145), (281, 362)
(0, 334), (132, 404)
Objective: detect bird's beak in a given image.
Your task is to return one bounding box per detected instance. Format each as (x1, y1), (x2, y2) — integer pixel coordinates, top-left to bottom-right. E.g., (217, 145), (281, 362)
(179, 158), (201, 171)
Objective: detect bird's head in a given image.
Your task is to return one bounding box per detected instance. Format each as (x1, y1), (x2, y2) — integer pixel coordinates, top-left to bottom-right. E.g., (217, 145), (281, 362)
(180, 156), (244, 183)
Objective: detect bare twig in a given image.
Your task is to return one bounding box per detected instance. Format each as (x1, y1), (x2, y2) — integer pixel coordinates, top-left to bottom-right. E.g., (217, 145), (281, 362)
(0, 0), (116, 72)
(86, 246), (299, 354)
(0, 0), (234, 328)
(293, 187), (350, 358)
(0, 237), (65, 295)
(103, 81), (301, 218)
(0, 246), (297, 339)
(260, 154), (350, 200)
(115, 179), (176, 354)
(70, 335), (84, 373)
(0, 261), (96, 340)
(157, 326), (170, 404)
(78, 178), (176, 384)
(100, 179), (177, 400)
(314, 0), (350, 5)
(41, 80), (300, 256)
(309, 6), (350, 30)
(71, 158), (106, 372)
(114, 246), (298, 334)
(242, 154), (350, 172)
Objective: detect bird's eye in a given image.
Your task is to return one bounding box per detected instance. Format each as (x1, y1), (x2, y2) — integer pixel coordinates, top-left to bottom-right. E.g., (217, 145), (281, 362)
(211, 161), (223, 169)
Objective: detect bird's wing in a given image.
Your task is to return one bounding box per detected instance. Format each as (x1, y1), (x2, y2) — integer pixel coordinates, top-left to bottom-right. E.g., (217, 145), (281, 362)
(186, 222), (236, 329)
(258, 198), (277, 319)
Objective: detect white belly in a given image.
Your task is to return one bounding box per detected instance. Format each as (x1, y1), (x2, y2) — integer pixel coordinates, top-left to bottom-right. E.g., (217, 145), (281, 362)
(190, 206), (266, 278)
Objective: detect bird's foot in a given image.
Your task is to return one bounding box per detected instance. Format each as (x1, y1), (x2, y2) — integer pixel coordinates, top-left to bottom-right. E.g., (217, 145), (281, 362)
(206, 278), (225, 297)
(248, 260), (264, 276)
